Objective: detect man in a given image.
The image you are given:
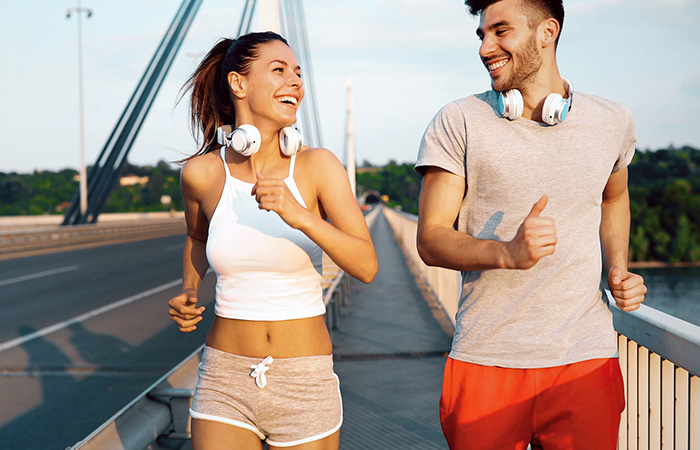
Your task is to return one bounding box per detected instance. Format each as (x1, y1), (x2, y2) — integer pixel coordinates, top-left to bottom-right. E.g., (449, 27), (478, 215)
(415, 0), (647, 448)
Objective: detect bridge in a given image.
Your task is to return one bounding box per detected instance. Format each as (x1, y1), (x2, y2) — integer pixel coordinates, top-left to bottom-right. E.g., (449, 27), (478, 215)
(1, 0), (699, 448)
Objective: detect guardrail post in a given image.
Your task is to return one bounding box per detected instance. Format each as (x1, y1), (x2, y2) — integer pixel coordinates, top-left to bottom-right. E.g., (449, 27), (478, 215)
(148, 388), (193, 440)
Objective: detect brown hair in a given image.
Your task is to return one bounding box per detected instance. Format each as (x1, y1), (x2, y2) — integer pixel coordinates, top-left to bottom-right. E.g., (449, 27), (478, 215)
(465, 0), (564, 46)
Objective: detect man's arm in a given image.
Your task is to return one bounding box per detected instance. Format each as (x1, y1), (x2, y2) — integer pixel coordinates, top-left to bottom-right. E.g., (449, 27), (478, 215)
(416, 167), (557, 271)
(600, 168), (647, 311)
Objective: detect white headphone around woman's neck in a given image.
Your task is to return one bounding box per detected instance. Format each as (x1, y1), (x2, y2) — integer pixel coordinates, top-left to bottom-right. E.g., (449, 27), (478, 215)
(217, 124), (303, 156)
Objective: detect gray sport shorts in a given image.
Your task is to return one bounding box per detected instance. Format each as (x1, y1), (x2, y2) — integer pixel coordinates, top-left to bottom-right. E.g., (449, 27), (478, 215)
(190, 346), (343, 447)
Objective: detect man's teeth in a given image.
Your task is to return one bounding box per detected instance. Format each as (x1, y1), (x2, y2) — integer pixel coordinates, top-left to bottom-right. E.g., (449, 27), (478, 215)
(277, 96), (297, 105)
(487, 59), (508, 72)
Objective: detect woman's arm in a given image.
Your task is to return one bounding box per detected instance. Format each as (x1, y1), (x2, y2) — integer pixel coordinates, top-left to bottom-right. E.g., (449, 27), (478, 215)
(252, 148), (377, 283)
(307, 149), (377, 283)
(168, 160), (211, 332)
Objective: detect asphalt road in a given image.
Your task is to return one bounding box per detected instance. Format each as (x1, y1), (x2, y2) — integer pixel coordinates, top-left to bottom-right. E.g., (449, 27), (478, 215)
(0, 234), (217, 450)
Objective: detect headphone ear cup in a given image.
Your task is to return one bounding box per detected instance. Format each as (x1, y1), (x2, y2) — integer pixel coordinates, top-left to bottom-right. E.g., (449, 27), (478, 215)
(542, 93), (569, 126)
(231, 124), (261, 156)
(279, 126), (303, 156)
(498, 89), (523, 120)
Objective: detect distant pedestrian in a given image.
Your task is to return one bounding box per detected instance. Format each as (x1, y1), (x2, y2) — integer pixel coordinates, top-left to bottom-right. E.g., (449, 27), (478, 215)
(168, 31), (377, 450)
(415, 1), (647, 448)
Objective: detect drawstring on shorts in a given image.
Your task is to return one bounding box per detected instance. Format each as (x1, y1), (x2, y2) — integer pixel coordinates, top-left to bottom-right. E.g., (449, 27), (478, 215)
(250, 356), (274, 388)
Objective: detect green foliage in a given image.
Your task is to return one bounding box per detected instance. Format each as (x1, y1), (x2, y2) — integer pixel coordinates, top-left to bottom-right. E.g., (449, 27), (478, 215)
(628, 146), (700, 263)
(0, 161), (184, 216)
(356, 160), (422, 215)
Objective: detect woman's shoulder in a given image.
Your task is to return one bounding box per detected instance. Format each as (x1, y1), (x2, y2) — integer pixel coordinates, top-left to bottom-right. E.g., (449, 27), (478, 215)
(182, 151), (221, 177)
(294, 147), (347, 191)
(296, 146), (342, 170)
(181, 151), (224, 192)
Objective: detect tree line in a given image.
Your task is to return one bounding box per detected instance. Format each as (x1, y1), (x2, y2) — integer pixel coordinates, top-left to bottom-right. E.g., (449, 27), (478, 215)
(0, 161), (183, 216)
(1, 146), (699, 262)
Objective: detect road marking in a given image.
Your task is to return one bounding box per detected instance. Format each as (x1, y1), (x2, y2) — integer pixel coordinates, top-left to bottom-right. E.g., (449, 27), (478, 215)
(165, 243), (185, 252)
(0, 265), (81, 287)
(0, 279), (182, 353)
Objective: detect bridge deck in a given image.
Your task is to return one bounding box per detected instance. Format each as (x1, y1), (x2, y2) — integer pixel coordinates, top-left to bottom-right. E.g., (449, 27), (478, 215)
(332, 211), (452, 449)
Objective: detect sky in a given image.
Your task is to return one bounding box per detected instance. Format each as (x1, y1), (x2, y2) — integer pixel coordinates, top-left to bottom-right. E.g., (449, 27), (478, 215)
(1, 0), (699, 174)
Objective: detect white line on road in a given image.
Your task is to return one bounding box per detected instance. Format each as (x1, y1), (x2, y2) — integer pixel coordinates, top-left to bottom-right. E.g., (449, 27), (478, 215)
(0, 265), (81, 287)
(0, 279), (182, 353)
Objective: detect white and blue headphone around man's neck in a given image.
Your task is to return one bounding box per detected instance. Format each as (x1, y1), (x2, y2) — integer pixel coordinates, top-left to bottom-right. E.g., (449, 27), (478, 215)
(216, 124), (303, 156)
(498, 77), (573, 126)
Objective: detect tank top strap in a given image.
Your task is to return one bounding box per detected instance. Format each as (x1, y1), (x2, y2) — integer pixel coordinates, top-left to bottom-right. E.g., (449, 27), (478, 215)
(219, 146), (232, 177)
(287, 152), (297, 179)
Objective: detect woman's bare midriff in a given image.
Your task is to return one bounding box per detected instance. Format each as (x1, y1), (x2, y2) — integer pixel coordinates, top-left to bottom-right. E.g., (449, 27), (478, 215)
(205, 315), (333, 358)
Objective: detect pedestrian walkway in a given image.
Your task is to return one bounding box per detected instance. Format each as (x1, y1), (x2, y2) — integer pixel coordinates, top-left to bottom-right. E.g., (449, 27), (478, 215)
(333, 210), (453, 449)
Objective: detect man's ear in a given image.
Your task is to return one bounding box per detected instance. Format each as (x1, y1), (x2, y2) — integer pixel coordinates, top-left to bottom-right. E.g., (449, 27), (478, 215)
(228, 72), (246, 99)
(540, 18), (560, 49)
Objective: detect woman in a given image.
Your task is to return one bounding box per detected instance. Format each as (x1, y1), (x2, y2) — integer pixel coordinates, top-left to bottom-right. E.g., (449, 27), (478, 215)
(168, 31), (378, 449)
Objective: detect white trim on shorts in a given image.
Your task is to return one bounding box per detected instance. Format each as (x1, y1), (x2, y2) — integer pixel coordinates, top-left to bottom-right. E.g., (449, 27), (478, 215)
(189, 408), (266, 440)
(265, 373), (343, 447)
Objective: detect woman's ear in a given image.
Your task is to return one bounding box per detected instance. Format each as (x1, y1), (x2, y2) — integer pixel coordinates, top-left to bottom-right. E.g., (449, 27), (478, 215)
(540, 18), (560, 49)
(228, 72), (246, 99)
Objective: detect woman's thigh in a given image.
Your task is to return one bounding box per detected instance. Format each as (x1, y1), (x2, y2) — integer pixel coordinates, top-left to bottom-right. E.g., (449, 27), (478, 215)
(191, 417), (263, 450)
(269, 429), (339, 450)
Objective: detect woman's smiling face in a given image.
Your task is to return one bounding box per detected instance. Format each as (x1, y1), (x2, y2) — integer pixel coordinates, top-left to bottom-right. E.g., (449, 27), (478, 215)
(237, 39), (304, 128)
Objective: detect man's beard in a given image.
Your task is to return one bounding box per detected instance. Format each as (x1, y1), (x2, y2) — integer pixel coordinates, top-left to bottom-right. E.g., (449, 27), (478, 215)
(492, 33), (542, 92)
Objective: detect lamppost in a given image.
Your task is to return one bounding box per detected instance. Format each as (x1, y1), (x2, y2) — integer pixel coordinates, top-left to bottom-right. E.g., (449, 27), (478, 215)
(66, 2), (92, 218)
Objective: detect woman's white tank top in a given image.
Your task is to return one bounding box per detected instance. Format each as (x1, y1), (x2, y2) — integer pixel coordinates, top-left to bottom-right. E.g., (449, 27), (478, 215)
(205, 147), (324, 321)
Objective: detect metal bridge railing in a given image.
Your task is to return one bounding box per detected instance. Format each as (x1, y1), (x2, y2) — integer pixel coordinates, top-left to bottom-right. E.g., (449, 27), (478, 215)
(68, 346), (202, 450)
(0, 214), (186, 259)
(382, 206), (700, 450)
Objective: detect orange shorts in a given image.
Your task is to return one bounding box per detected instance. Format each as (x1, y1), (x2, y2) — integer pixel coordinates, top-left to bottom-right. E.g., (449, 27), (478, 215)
(440, 357), (625, 450)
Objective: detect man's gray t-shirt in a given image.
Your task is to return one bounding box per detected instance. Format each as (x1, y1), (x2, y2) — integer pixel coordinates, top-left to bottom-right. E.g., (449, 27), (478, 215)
(416, 90), (636, 368)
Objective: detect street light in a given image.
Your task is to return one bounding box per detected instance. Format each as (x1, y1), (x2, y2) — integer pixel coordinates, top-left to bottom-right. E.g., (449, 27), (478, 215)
(66, 2), (92, 218)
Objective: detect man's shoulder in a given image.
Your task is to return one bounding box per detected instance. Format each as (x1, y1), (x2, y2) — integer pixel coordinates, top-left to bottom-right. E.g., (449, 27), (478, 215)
(452, 90), (497, 108)
(435, 90), (497, 119)
(574, 91), (632, 118)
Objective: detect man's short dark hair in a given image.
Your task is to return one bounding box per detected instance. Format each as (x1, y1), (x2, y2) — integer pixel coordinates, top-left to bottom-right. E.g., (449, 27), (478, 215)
(465, 0), (565, 45)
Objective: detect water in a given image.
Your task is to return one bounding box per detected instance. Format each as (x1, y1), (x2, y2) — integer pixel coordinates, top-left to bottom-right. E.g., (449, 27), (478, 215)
(633, 267), (700, 328)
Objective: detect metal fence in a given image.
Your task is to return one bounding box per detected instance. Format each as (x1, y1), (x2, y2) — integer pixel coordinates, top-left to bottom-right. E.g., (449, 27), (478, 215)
(0, 212), (186, 259)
